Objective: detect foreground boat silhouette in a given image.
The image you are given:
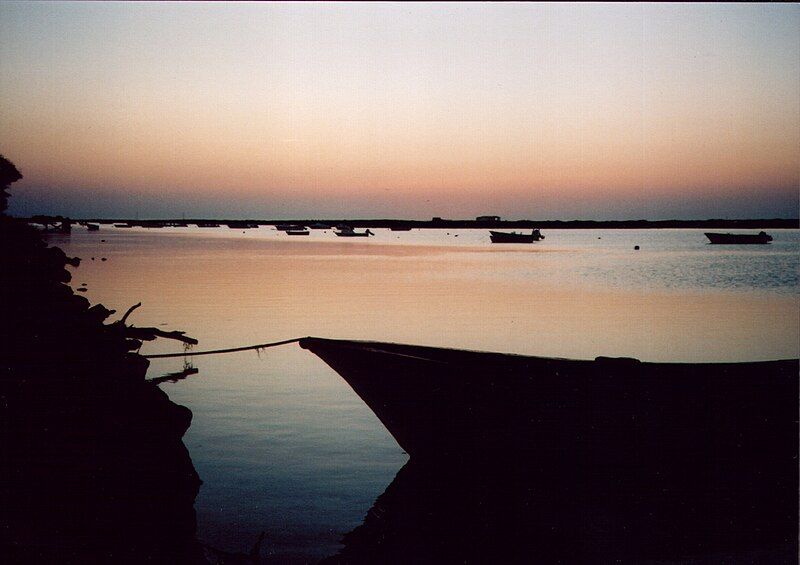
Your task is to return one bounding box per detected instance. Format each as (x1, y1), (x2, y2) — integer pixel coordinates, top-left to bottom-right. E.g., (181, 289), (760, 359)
(300, 337), (796, 459)
(705, 231), (772, 244)
(304, 337), (798, 562)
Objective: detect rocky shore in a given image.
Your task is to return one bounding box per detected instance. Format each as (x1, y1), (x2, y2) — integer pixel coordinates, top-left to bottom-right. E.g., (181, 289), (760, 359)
(0, 156), (204, 563)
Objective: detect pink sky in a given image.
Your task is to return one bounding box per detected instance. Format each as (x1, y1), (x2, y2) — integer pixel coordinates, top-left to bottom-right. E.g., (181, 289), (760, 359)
(1, 3), (797, 219)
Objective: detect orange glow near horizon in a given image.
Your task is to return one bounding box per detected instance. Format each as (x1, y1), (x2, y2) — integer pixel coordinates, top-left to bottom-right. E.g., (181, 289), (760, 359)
(1, 3), (797, 218)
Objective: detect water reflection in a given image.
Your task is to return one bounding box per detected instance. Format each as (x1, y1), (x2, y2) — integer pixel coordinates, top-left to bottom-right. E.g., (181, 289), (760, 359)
(48, 229), (799, 561)
(324, 456), (797, 564)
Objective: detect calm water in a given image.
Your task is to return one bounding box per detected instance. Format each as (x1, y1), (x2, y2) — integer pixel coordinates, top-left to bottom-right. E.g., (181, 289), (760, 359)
(51, 226), (799, 563)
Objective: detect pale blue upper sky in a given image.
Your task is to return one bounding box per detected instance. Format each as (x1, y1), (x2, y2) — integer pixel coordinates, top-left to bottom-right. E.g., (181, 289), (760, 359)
(1, 2), (797, 219)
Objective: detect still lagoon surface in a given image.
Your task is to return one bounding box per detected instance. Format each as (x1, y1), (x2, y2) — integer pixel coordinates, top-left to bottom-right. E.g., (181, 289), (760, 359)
(51, 226), (799, 562)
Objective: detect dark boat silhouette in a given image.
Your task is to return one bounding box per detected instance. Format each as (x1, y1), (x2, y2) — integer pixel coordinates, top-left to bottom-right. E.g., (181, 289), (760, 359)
(275, 224), (309, 235)
(86, 223), (100, 231)
(300, 337), (796, 458)
(304, 337), (798, 562)
(489, 229), (544, 243)
(705, 231), (772, 244)
(335, 227), (374, 237)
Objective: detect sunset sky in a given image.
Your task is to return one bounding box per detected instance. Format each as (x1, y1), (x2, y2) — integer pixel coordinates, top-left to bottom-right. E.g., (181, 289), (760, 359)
(1, 2), (798, 220)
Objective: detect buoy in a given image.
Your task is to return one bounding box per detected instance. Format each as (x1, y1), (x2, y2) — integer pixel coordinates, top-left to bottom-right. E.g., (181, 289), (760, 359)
(634, 245), (640, 250)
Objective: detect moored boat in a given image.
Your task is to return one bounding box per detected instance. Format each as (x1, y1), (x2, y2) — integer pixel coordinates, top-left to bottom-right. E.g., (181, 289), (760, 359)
(302, 336), (798, 560)
(285, 228), (310, 235)
(86, 223), (100, 231)
(334, 227), (374, 237)
(489, 229), (544, 243)
(705, 231), (772, 244)
(300, 337), (796, 459)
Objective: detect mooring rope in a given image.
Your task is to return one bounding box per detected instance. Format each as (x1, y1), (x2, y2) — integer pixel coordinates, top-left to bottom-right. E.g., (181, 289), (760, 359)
(143, 337), (304, 359)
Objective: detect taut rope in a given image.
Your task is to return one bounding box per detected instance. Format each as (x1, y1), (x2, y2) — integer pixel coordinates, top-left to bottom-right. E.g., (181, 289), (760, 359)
(143, 337), (303, 359)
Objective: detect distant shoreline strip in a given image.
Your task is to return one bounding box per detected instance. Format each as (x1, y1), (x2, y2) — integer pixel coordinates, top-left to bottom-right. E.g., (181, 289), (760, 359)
(23, 217), (800, 230)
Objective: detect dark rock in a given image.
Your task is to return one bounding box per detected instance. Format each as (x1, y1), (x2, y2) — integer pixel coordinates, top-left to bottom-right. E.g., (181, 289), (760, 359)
(0, 155), (205, 563)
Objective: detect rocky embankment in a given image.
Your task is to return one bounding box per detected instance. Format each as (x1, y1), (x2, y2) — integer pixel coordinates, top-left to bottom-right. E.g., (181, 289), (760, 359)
(0, 156), (204, 563)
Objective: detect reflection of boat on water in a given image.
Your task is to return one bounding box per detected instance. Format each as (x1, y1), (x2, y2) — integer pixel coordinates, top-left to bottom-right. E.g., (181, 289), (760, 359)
(322, 457), (797, 564)
(705, 231), (772, 244)
(489, 229), (544, 243)
(306, 337), (798, 563)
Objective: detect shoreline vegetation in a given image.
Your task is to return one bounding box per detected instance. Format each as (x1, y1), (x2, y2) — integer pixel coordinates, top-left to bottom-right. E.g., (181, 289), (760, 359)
(22, 215), (800, 231)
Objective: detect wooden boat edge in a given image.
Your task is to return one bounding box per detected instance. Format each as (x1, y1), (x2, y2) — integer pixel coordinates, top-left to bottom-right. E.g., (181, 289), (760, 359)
(298, 336), (798, 367)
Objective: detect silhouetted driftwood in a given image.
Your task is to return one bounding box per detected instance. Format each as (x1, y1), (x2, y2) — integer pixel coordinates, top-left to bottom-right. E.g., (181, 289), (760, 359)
(126, 326), (199, 345)
(120, 301), (142, 324)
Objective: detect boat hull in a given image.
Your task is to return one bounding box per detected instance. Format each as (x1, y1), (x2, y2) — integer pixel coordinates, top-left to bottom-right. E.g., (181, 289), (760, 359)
(334, 230), (373, 237)
(302, 337), (798, 561)
(705, 232), (772, 244)
(300, 338), (797, 460)
(489, 230), (542, 243)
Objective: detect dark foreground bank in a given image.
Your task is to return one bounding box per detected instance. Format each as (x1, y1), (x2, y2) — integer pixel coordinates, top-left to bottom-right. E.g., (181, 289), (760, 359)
(0, 157), (211, 563)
